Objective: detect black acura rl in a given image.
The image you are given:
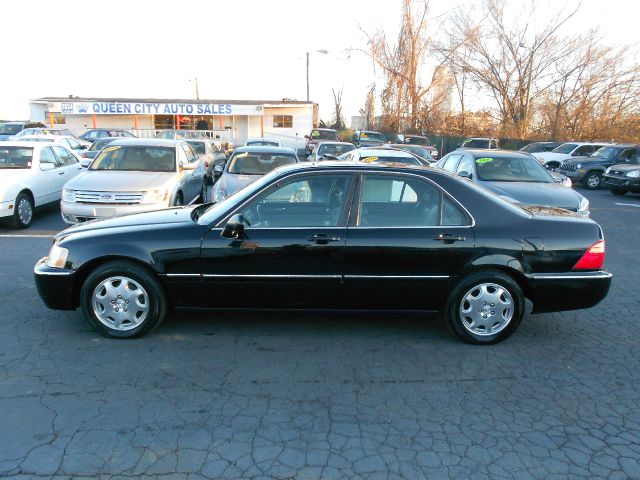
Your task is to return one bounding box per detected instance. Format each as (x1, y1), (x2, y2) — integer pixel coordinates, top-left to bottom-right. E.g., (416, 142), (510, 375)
(34, 162), (612, 344)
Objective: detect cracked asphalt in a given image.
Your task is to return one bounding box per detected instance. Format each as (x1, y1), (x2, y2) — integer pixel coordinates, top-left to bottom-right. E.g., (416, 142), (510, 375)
(0, 188), (639, 479)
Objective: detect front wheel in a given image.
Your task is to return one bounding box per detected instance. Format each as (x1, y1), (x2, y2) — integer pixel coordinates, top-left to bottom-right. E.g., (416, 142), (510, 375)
(446, 271), (524, 344)
(583, 172), (602, 190)
(611, 188), (627, 196)
(80, 261), (167, 338)
(173, 192), (184, 206)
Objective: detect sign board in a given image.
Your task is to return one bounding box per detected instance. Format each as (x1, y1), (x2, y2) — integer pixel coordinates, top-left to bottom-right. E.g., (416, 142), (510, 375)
(54, 102), (264, 116)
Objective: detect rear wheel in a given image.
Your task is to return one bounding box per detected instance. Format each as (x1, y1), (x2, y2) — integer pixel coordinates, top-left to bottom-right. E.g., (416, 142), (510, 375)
(80, 261), (166, 338)
(446, 271), (524, 344)
(583, 172), (602, 189)
(173, 192), (184, 206)
(611, 188), (627, 196)
(9, 192), (34, 228)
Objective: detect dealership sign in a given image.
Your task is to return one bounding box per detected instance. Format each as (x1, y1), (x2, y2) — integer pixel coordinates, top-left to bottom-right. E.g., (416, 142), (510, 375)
(56, 102), (264, 116)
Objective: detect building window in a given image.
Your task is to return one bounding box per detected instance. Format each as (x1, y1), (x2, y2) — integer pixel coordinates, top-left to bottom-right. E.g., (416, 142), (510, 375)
(45, 113), (66, 124)
(273, 115), (293, 128)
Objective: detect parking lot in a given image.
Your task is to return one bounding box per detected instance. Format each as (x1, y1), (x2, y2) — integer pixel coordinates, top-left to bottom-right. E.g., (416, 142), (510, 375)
(1, 187), (639, 479)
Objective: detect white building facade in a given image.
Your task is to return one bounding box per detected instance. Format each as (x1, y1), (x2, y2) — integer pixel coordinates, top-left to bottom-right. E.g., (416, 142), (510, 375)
(29, 97), (318, 150)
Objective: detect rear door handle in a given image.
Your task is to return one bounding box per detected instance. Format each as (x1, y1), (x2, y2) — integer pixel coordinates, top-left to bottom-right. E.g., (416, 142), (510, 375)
(434, 233), (466, 243)
(306, 233), (341, 244)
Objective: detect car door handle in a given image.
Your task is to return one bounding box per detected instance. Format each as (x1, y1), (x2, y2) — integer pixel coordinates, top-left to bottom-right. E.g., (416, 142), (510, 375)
(434, 233), (466, 243)
(306, 233), (341, 244)
(58, 171), (65, 175)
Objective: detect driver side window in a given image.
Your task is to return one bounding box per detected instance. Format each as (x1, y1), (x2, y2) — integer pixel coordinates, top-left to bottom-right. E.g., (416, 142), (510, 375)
(239, 174), (352, 228)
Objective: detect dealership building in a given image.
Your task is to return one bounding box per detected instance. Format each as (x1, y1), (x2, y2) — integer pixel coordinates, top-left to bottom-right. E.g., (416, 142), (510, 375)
(29, 96), (318, 148)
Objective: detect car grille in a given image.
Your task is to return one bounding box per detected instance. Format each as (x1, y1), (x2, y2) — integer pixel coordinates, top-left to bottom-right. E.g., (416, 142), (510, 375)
(75, 191), (143, 204)
(604, 177), (626, 185)
(559, 163), (577, 172)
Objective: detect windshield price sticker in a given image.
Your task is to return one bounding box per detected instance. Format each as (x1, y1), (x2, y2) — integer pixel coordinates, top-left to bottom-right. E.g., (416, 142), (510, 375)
(362, 156), (379, 163)
(102, 146), (121, 153)
(476, 157), (494, 164)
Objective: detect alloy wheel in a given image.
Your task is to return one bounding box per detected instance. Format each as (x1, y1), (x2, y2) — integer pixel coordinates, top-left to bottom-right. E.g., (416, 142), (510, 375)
(18, 197), (33, 226)
(459, 282), (514, 336)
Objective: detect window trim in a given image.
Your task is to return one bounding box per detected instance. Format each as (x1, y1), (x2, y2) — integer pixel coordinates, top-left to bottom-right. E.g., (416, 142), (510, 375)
(349, 171), (474, 229)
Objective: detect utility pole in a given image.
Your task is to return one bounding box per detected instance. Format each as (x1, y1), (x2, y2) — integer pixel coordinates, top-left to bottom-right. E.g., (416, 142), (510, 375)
(306, 53), (310, 102)
(195, 77), (200, 101)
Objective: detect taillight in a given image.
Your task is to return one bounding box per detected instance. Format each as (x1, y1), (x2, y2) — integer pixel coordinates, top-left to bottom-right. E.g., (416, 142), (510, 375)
(204, 161), (209, 167)
(573, 240), (605, 270)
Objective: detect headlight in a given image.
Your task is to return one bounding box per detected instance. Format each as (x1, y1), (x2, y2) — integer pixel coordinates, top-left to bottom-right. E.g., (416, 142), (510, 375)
(626, 170), (640, 178)
(576, 163), (582, 169)
(142, 189), (169, 204)
(45, 243), (69, 269)
(562, 176), (572, 187)
(578, 197), (590, 214)
(605, 167), (611, 174)
(62, 189), (75, 202)
(213, 185), (227, 202)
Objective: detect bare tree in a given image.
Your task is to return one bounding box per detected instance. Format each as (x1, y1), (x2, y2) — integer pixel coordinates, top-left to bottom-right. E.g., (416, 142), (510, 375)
(331, 88), (346, 130)
(359, 85), (376, 130)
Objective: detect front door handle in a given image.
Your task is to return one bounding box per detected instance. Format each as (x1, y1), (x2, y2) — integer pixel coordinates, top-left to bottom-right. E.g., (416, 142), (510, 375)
(434, 233), (466, 243)
(306, 233), (341, 244)
(58, 171), (65, 175)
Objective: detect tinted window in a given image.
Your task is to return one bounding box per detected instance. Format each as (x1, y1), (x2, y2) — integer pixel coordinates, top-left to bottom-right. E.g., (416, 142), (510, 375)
(442, 196), (468, 226)
(574, 145), (593, 156)
(404, 136), (430, 145)
(359, 132), (386, 143)
(228, 152), (297, 175)
(462, 139), (490, 148)
(310, 129), (338, 140)
(52, 146), (77, 165)
(240, 174), (351, 227)
(358, 175), (440, 227)
(246, 140), (279, 146)
(91, 146), (176, 172)
(186, 141), (206, 155)
(0, 124), (23, 135)
(475, 155), (553, 183)
(0, 146), (33, 169)
(552, 143), (579, 154)
(317, 143), (355, 157)
(620, 148), (638, 162)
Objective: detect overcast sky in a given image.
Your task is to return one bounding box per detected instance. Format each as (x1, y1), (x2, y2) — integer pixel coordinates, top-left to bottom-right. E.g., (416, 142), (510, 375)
(1, 0), (637, 123)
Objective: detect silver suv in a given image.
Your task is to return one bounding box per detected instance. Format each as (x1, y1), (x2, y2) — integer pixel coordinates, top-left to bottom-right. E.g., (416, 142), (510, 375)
(61, 138), (206, 224)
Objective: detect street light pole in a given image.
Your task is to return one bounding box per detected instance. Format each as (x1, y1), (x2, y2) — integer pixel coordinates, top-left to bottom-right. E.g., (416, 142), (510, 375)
(306, 49), (328, 102)
(520, 43), (534, 138)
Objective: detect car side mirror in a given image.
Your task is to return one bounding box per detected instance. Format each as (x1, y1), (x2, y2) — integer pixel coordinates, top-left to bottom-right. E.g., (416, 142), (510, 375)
(221, 214), (247, 239)
(214, 164), (224, 178)
(80, 159), (91, 168)
(40, 162), (55, 171)
(458, 170), (473, 180)
(304, 135), (309, 139)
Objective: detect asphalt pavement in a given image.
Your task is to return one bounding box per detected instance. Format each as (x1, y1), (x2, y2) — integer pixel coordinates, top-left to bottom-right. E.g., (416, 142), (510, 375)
(0, 188), (639, 479)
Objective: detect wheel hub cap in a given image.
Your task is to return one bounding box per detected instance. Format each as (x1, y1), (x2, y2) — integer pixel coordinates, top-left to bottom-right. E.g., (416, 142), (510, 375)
(18, 198), (32, 224)
(459, 282), (514, 336)
(92, 276), (149, 331)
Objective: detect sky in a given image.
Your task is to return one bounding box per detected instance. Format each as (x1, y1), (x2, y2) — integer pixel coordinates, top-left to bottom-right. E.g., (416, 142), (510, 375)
(1, 0), (638, 124)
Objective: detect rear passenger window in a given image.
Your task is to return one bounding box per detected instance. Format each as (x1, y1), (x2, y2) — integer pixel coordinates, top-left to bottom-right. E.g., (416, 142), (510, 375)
(442, 196), (468, 226)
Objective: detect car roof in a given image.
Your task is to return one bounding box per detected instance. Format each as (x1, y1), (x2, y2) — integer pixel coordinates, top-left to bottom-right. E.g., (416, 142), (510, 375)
(386, 143), (427, 149)
(262, 161), (440, 178)
(454, 149), (533, 159)
(101, 138), (179, 147)
(557, 141), (614, 146)
(356, 147), (415, 157)
(0, 141), (46, 148)
(233, 145), (296, 154)
(315, 141), (353, 146)
(245, 137), (279, 142)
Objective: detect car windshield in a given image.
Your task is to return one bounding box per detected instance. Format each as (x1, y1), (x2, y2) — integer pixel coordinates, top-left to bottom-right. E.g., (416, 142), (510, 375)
(551, 143), (579, 154)
(186, 141), (206, 154)
(90, 146), (176, 172)
(228, 152), (297, 175)
(359, 154), (421, 166)
(405, 136), (430, 145)
(519, 143), (541, 153)
(475, 155), (554, 183)
(246, 140), (279, 146)
(399, 145), (431, 158)
(0, 146), (34, 169)
(0, 124), (23, 135)
(590, 146), (617, 159)
(318, 143), (355, 156)
(310, 130), (338, 140)
(462, 139), (490, 148)
(89, 139), (115, 151)
(360, 132), (386, 142)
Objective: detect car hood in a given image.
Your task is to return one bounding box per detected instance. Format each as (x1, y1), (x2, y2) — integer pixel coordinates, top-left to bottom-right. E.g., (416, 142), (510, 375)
(57, 206), (196, 239)
(65, 170), (179, 191)
(607, 163), (640, 173)
(560, 155), (600, 166)
(480, 181), (582, 210)
(219, 172), (260, 196)
(532, 152), (569, 162)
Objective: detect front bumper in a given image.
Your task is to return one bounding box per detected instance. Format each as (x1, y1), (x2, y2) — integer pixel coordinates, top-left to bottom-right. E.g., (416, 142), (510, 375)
(555, 169), (581, 181)
(0, 199), (14, 219)
(603, 174), (640, 190)
(60, 201), (167, 224)
(525, 270), (612, 313)
(34, 257), (77, 310)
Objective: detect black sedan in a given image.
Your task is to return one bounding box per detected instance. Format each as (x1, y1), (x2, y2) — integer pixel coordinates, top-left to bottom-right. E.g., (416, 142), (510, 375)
(34, 162), (611, 344)
(436, 149), (590, 216)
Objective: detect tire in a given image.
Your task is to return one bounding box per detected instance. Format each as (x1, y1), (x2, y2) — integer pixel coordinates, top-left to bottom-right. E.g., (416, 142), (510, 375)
(546, 161), (560, 171)
(200, 182), (207, 203)
(445, 270), (524, 344)
(611, 188), (627, 196)
(80, 261), (167, 338)
(583, 172), (602, 190)
(9, 192), (34, 228)
(173, 192), (184, 206)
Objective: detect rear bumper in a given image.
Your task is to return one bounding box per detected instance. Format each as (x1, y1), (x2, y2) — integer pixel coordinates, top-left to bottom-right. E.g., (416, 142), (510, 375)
(525, 271), (612, 313)
(34, 257), (77, 310)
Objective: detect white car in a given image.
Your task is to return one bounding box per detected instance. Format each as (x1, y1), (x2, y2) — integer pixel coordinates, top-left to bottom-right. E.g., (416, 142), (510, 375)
(244, 138), (282, 147)
(17, 134), (91, 157)
(532, 142), (612, 169)
(337, 147), (428, 166)
(61, 138), (206, 224)
(0, 142), (84, 227)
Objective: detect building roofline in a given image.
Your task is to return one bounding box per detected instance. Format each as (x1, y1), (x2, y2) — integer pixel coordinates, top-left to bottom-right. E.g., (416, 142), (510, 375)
(31, 96), (315, 106)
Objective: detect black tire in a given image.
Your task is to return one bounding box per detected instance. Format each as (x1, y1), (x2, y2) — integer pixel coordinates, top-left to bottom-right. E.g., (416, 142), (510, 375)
(611, 188), (627, 196)
(9, 192), (34, 228)
(445, 270), (524, 344)
(546, 161), (560, 170)
(80, 261), (167, 338)
(583, 172), (602, 190)
(200, 182), (207, 203)
(173, 192), (184, 206)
